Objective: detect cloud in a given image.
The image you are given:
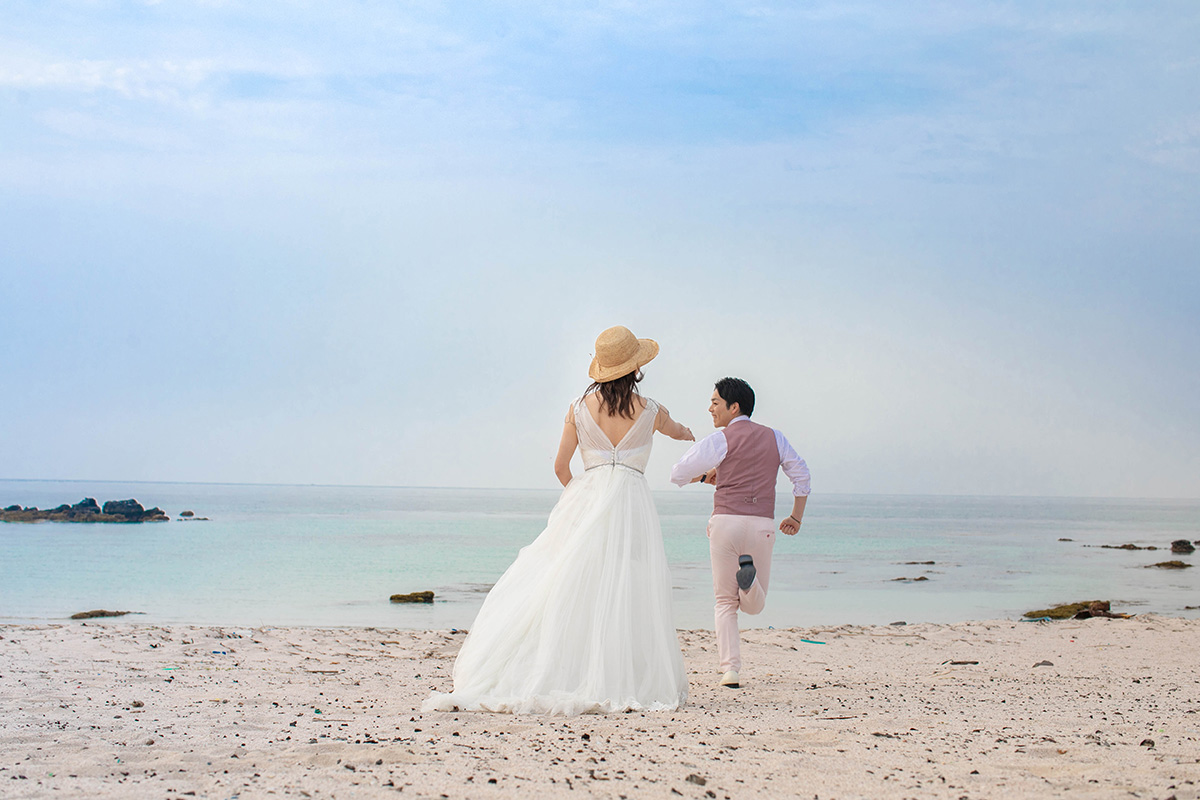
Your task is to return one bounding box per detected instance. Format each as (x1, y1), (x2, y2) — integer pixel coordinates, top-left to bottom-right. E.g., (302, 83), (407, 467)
(1134, 115), (1200, 173)
(0, 53), (217, 100)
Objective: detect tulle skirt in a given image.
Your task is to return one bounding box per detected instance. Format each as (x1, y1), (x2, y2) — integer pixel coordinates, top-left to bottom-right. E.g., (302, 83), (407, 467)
(422, 466), (687, 715)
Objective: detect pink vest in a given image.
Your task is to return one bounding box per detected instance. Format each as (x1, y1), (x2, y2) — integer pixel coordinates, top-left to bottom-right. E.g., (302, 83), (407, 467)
(713, 420), (780, 518)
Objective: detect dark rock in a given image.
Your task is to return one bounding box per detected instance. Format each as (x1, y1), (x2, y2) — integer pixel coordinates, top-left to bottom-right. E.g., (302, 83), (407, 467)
(1033, 660), (1054, 667)
(1147, 561), (1192, 569)
(1099, 543), (1157, 550)
(1024, 601), (1102, 620)
(98, 500), (168, 522)
(103, 499), (145, 517)
(686, 775), (707, 786)
(180, 510), (195, 518)
(1058, 538), (1073, 542)
(1171, 539), (1195, 554)
(70, 610), (132, 619)
(1, 498), (168, 523)
(1072, 600), (1131, 619)
(390, 591), (435, 603)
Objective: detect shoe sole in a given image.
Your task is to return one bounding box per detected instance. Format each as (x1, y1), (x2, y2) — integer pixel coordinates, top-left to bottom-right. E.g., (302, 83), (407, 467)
(736, 567), (755, 592)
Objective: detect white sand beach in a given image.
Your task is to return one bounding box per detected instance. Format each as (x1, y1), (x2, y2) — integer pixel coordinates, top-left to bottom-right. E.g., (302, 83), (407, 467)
(3, 617), (1198, 799)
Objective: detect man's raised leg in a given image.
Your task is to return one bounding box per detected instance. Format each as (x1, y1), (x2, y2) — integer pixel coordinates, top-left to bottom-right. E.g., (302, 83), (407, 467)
(737, 521), (775, 615)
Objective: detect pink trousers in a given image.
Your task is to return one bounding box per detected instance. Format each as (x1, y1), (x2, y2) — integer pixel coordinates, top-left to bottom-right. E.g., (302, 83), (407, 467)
(707, 513), (775, 673)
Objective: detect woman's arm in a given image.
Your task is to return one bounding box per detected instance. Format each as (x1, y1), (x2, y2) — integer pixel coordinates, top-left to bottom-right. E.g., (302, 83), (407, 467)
(654, 405), (695, 442)
(554, 405), (580, 486)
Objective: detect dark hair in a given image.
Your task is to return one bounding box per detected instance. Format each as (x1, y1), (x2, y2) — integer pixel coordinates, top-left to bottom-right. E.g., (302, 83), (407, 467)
(714, 377), (755, 417)
(586, 370), (643, 420)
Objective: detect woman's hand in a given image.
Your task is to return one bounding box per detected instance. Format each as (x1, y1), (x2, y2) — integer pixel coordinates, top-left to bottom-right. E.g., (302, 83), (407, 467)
(678, 425), (695, 442)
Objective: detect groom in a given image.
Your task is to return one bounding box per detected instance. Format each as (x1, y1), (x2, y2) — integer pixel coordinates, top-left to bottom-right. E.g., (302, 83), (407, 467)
(670, 377), (810, 689)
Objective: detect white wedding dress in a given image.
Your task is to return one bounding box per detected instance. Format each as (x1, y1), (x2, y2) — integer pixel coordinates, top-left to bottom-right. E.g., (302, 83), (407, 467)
(423, 396), (687, 715)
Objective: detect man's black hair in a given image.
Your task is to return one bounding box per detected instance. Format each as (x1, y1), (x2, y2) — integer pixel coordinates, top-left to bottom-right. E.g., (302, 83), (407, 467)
(714, 377), (755, 417)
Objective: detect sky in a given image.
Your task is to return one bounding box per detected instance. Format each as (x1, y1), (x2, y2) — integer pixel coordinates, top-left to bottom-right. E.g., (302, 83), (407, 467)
(2, 1), (1198, 497)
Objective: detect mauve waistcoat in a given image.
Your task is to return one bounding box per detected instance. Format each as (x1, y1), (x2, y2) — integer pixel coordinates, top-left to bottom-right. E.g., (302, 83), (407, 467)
(713, 420), (780, 518)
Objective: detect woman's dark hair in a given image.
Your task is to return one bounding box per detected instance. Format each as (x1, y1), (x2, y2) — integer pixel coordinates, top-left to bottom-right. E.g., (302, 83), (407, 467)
(586, 370), (643, 420)
(714, 377), (755, 417)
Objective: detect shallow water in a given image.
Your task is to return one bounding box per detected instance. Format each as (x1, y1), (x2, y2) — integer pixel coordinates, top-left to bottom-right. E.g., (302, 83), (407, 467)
(1, 479), (1197, 629)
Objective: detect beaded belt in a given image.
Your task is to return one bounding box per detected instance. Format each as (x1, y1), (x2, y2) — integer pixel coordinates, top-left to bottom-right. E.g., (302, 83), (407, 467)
(585, 461), (645, 475)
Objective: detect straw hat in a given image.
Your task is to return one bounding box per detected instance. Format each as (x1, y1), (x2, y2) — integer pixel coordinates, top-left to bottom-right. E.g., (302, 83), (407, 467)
(589, 326), (659, 382)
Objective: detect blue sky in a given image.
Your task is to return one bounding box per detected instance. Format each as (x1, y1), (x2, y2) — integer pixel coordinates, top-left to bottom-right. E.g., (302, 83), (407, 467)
(2, 1), (1198, 496)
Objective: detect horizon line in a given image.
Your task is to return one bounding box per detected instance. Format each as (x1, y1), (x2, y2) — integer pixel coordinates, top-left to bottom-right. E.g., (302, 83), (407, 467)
(0, 477), (1197, 502)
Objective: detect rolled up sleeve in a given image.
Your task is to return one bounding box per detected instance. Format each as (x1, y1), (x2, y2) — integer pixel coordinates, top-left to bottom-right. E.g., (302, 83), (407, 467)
(776, 431), (811, 496)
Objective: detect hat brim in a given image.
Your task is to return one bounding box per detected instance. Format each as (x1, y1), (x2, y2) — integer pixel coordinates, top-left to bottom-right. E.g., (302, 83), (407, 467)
(589, 338), (659, 382)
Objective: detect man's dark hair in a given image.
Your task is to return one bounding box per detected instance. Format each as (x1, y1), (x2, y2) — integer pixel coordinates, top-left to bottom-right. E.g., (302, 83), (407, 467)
(714, 377), (755, 417)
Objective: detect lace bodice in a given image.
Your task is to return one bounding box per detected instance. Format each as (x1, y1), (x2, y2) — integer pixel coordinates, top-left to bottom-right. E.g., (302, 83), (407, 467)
(574, 396), (659, 474)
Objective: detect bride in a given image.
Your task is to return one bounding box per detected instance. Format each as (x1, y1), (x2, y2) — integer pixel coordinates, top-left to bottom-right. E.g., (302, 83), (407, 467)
(423, 325), (695, 715)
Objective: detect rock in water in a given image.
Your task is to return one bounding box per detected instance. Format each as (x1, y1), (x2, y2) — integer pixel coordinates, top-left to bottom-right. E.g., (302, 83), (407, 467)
(70, 610), (132, 619)
(390, 591), (435, 603)
(1171, 539), (1196, 554)
(1, 498), (166, 523)
(1072, 600), (1131, 619)
(102, 499), (144, 517)
(1147, 560), (1192, 569)
(1024, 601), (1103, 620)
(70, 498), (100, 518)
(180, 510), (195, 517)
(99, 500), (168, 522)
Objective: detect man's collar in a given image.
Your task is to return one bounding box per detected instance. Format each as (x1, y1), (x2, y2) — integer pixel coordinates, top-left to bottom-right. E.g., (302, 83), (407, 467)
(727, 415), (751, 426)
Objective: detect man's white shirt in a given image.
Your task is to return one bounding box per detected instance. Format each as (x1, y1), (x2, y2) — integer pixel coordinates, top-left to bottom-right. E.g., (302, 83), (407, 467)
(670, 416), (811, 496)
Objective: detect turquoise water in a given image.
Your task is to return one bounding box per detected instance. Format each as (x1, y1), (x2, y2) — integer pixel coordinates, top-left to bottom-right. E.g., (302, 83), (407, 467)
(1, 479), (1197, 629)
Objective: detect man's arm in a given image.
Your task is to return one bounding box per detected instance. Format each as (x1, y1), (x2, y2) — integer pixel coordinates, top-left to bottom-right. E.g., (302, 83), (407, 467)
(776, 430), (810, 535)
(670, 430), (728, 486)
(781, 495), (807, 536)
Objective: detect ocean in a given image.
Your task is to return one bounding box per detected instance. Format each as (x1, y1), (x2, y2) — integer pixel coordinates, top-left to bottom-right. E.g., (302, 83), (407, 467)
(1, 479), (1197, 630)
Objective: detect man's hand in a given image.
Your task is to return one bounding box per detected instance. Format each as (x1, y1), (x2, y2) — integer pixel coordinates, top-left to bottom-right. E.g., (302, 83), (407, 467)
(779, 515), (801, 536)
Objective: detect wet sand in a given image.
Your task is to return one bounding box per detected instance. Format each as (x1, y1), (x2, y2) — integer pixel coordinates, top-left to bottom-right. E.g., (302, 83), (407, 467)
(2, 616), (1198, 798)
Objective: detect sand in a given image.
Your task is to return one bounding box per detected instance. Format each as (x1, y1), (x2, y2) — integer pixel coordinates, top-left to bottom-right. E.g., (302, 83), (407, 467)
(2, 616), (1198, 799)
